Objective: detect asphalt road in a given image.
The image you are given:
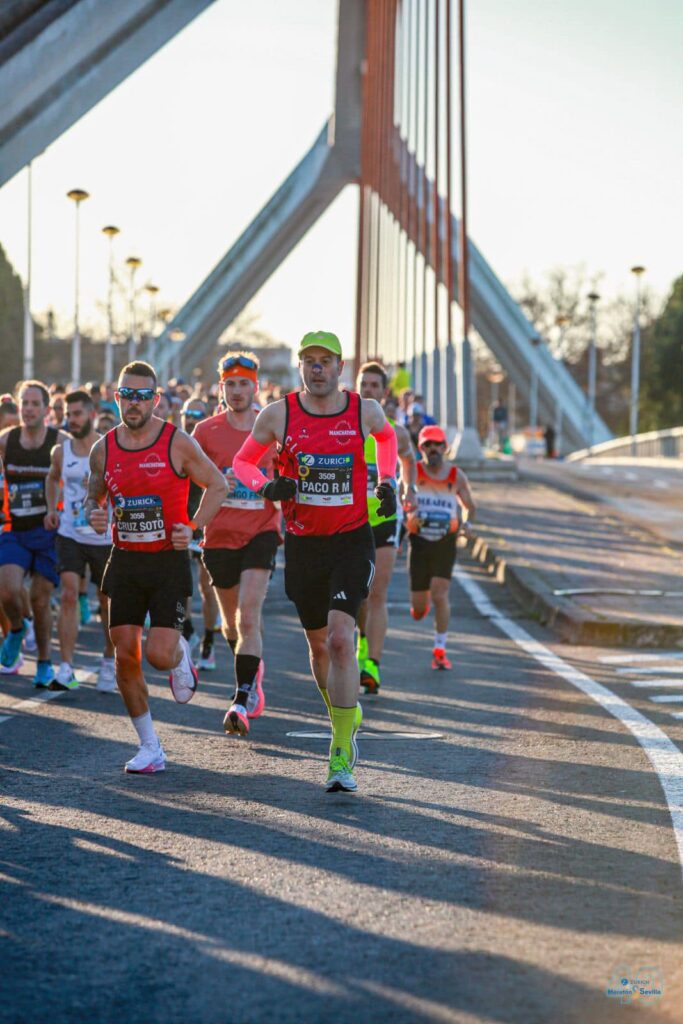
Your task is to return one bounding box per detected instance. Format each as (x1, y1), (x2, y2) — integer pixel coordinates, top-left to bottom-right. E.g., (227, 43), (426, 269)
(1, 553), (682, 1024)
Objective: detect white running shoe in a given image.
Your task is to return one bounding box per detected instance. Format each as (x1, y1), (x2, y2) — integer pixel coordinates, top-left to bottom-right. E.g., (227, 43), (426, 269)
(97, 659), (117, 693)
(169, 636), (198, 704)
(23, 618), (37, 653)
(125, 740), (166, 774)
(325, 748), (358, 793)
(223, 702), (249, 736)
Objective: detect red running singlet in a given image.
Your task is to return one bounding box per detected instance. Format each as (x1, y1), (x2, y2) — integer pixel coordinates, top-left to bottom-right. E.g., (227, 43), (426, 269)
(278, 390), (368, 536)
(104, 421), (190, 552)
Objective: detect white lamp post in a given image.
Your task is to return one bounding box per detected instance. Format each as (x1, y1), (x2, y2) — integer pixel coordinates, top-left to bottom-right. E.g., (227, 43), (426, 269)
(630, 265), (646, 453)
(586, 292), (600, 448)
(102, 225), (120, 383)
(67, 188), (90, 384)
(23, 163), (34, 379)
(125, 256), (142, 362)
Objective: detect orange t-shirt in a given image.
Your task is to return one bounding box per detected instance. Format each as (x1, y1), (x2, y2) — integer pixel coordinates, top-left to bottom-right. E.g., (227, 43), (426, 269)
(193, 412), (281, 550)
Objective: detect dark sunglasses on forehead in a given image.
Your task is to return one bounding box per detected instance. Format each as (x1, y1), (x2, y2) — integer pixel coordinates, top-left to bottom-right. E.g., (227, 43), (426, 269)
(220, 355), (258, 372)
(117, 387), (156, 402)
(183, 409), (205, 420)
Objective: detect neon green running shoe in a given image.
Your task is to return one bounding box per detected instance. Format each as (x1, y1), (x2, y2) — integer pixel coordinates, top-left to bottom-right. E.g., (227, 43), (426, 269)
(325, 748), (357, 793)
(356, 633), (368, 671)
(360, 658), (380, 695)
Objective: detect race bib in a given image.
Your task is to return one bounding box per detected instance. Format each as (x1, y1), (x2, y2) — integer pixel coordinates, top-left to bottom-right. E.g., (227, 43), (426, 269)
(417, 509), (453, 541)
(296, 453), (354, 507)
(221, 467), (265, 510)
(366, 461), (378, 497)
(8, 479), (46, 518)
(113, 494), (165, 543)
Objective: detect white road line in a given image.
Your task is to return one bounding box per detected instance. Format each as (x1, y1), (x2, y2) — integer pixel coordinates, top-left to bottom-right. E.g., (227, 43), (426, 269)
(654, 480), (670, 490)
(455, 566), (683, 882)
(629, 680), (683, 689)
(599, 653), (683, 664)
(616, 666), (683, 676)
(673, 713), (683, 720)
(0, 689), (64, 724)
(649, 695), (683, 703)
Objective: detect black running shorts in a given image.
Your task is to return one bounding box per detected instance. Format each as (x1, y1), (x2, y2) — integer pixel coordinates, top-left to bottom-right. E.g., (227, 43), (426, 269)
(408, 532), (457, 592)
(55, 534), (111, 588)
(202, 530), (279, 590)
(371, 518), (401, 550)
(102, 547), (193, 630)
(284, 523), (376, 631)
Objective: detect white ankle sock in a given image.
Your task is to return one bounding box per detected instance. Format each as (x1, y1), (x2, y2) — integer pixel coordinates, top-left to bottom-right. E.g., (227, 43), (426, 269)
(132, 711), (158, 747)
(434, 632), (447, 650)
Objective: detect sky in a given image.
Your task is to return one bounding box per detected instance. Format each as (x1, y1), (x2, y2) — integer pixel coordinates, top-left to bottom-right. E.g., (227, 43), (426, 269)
(0, 0), (681, 363)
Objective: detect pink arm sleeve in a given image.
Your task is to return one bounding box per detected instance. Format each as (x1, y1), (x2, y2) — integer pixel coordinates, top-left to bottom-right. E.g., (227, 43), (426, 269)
(372, 420), (398, 481)
(233, 435), (271, 492)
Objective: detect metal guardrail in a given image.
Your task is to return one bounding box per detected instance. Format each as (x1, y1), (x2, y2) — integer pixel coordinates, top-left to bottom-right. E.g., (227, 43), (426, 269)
(568, 426), (683, 461)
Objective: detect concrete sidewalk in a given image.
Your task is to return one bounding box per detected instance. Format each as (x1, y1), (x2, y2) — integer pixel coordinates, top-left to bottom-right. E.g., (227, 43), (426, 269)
(465, 476), (683, 646)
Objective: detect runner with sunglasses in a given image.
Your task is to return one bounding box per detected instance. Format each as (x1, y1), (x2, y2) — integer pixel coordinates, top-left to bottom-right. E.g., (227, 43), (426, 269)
(180, 398), (219, 669)
(233, 332), (398, 793)
(193, 352), (281, 736)
(406, 425), (476, 670)
(44, 389), (115, 692)
(355, 361), (416, 695)
(85, 362), (227, 774)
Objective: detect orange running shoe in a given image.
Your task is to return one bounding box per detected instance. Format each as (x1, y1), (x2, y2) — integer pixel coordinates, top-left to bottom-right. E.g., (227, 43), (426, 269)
(431, 647), (452, 671)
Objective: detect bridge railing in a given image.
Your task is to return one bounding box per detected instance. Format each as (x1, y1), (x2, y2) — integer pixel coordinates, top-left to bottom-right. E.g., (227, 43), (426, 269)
(567, 427), (683, 461)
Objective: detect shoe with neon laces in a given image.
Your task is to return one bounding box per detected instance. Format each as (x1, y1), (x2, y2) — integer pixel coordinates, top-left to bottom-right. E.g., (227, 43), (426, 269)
(431, 647), (452, 671)
(360, 659), (380, 694)
(356, 633), (368, 671)
(325, 748), (358, 793)
(349, 702), (362, 769)
(246, 659), (265, 719)
(125, 740), (166, 774)
(223, 702), (249, 736)
(33, 660), (56, 688)
(78, 593), (91, 625)
(1, 623), (27, 672)
(198, 637), (216, 671)
(22, 618), (37, 653)
(168, 636), (198, 704)
(96, 658), (117, 692)
(50, 663), (79, 691)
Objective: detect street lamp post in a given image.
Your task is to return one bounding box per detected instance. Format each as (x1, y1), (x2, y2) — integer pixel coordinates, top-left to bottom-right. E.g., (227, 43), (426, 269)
(23, 163), (34, 379)
(144, 284), (160, 367)
(630, 265), (646, 454)
(586, 291), (600, 448)
(125, 256), (142, 362)
(529, 336), (541, 429)
(102, 225), (120, 383)
(67, 188), (90, 384)
(554, 314), (570, 457)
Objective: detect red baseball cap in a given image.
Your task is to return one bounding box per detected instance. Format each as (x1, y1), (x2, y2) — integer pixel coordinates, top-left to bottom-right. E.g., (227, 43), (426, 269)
(418, 424), (447, 447)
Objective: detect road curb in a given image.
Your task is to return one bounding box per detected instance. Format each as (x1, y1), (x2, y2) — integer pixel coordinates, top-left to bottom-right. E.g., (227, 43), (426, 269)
(463, 532), (683, 648)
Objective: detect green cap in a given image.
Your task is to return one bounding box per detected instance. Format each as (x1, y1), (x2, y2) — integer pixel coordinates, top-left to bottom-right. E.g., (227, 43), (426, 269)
(298, 330), (343, 358)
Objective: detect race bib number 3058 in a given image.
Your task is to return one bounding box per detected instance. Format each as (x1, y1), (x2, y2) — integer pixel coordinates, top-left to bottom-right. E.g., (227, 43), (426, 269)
(297, 453), (354, 507)
(114, 495), (166, 542)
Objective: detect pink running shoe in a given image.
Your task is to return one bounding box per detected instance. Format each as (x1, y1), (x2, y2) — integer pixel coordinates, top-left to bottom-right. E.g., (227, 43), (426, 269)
(246, 659), (266, 719)
(224, 702), (249, 736)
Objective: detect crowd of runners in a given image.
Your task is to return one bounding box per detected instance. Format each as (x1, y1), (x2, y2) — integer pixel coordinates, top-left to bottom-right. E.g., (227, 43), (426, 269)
(0, 331), (476, 793)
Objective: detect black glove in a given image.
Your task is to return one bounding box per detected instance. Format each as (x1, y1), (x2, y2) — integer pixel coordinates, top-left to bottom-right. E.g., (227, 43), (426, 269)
(374, 481), (397, 519)
(259, 476), (297, 502)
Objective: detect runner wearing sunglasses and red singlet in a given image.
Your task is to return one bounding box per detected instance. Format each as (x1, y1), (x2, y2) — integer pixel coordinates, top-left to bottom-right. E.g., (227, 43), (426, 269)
(85, 361), (227, 774)
(406, 425), (476, 670)
(193, 352), (282, 736)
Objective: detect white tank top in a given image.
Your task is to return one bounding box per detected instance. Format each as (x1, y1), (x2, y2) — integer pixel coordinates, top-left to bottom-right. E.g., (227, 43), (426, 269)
(58, 437), (112, 545)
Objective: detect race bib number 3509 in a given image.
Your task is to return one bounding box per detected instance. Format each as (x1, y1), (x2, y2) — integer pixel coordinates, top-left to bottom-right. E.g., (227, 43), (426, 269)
(114, 495), (166, 542)
(297, 453), (354, 507)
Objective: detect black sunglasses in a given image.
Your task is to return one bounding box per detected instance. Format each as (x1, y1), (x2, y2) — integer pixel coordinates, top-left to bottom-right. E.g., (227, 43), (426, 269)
(117, 387), (156, 402)
(421, 441), (444, 450)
